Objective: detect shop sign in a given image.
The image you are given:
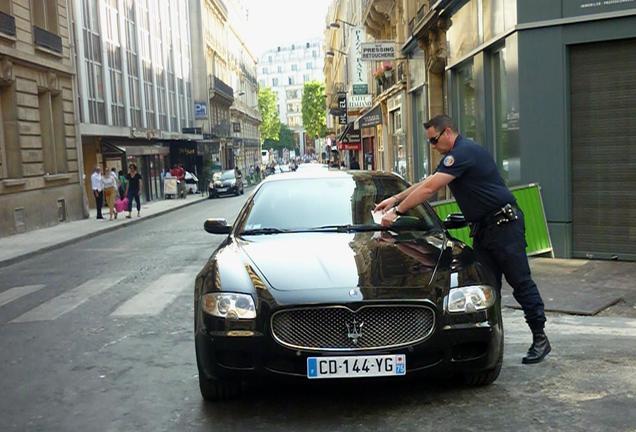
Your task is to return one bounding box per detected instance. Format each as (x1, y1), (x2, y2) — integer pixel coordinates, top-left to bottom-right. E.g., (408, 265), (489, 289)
(349, 27), (368, 87)
(361, 42), (396, 61)
(338, 142), (361, 151)
(337, 92), (348, 125)
(357, 104), (382, 128)
(564, 0), (636, 17)
(352, 84), (368, 95)
(348, 94), (372, 110)
(194, 101), (208, 119)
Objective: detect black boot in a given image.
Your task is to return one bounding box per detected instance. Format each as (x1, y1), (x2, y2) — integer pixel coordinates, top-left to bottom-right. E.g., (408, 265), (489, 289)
(522, 331), (551, 364)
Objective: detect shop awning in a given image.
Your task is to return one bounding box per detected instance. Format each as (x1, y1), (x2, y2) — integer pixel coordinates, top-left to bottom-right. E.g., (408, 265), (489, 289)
(102, 141), (170, 157)
(356, 104), (382, 128)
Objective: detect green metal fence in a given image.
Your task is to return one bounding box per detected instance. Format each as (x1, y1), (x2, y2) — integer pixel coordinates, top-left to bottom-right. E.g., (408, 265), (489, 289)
(431, 183), (553, 256)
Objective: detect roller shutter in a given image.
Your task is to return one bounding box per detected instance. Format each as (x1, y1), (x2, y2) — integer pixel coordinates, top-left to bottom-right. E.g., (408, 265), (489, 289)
(570, 38), (636, 260)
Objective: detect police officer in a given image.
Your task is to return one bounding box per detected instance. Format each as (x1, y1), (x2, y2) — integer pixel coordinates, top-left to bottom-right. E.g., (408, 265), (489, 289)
(375, 114), (550, 364)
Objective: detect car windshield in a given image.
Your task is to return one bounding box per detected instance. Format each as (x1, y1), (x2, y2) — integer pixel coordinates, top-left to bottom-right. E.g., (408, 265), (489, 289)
(237, 175), (441, 233)
(220, 170), (235, 180)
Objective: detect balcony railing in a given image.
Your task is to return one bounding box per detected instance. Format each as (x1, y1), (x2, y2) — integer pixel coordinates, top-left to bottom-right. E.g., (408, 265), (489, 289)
(33, 26), (62, 54)
(0, 11), (16, 37)
(209, 75), (234, 103)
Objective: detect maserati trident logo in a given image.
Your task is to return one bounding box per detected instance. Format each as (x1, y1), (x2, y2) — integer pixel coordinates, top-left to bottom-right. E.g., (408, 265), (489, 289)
(346, 318), (364, 344)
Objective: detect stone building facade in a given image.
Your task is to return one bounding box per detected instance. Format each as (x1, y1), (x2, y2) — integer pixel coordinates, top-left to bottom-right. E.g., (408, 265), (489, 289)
(0, 0), (85, 237)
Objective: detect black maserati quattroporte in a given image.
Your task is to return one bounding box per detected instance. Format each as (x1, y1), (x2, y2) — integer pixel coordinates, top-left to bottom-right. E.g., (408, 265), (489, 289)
(194, 169), (503, 401)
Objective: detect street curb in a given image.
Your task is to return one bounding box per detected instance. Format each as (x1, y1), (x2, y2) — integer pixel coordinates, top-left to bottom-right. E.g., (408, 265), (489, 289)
(0, 196), (209, 269)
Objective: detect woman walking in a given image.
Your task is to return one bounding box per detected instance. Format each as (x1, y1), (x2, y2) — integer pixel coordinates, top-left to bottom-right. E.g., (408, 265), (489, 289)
(102, 168), (118, 220)
(125, 163), (143, 218)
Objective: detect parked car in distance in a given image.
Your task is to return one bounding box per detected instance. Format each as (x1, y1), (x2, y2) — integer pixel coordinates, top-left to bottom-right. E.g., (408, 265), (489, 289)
(185, 171), (199, 194)
(194, 169), (503, 401)
(208, 169), (244, 198)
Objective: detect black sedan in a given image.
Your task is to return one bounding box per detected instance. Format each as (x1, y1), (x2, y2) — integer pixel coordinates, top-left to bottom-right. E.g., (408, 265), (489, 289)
(208, 169), (244, 198)
(194, 170), (503, 401)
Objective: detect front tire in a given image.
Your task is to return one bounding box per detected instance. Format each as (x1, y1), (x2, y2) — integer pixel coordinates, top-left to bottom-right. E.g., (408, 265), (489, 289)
(198, 374), (243, 401)
(462, 327), (504, 386)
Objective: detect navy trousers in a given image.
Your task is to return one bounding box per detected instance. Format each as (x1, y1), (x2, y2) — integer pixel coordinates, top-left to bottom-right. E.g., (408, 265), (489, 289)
(472, 209), (546, 332)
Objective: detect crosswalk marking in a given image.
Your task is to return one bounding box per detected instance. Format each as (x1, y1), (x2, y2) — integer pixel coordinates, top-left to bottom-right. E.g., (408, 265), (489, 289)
(110, 273), (192, 317)
(10, 277), (125, 323)
(0, 285), (46, 308)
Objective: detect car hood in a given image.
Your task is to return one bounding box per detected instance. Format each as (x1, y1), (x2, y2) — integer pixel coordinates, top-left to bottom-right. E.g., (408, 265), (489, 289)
(238, 231), (447, 292)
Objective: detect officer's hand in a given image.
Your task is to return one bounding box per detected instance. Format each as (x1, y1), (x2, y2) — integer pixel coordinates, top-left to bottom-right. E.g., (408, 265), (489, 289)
(374, 196), (397, 213)
(381, 208), (398, 227)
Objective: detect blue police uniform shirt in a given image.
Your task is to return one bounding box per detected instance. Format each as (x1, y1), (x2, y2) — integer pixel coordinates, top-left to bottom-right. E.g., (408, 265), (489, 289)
(435, 135), (516, 222)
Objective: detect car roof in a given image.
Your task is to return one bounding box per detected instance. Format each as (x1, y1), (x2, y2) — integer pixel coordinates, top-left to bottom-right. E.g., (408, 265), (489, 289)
(260, 169), (399, 184)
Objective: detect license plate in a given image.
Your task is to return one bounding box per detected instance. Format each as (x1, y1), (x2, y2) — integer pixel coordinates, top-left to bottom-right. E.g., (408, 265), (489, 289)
(217, 188), (227, 192)
(307, 354), (406, 379)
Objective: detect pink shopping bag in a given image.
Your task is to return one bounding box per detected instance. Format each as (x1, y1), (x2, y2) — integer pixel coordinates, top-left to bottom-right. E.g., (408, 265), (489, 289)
(115, 198), (127, 213)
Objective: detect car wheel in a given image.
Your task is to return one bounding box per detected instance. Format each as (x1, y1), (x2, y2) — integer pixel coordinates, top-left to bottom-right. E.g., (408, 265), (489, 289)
(198, 374), (243, 402)
(240, 186), (244, 195)
(194, 336), (243, 401)
(462, 332), (504, 386)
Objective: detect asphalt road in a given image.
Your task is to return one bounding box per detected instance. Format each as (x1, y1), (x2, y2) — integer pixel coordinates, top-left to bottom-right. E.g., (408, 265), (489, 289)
(0, 193), (635, 432)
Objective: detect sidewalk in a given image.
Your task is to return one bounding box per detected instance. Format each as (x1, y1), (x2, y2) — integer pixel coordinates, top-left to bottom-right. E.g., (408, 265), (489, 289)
(0, 193), (209, 268)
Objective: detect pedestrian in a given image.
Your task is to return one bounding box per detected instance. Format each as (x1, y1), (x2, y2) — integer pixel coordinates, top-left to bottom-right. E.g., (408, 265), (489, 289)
(375, 114), (550, 364)
(350, 158), (360, 170)
(91, 166), (104, 220)
(255, 164), (261, 182)
(102, 168), (118, 220)
(125, 163), (143, 218)
(176, 163), (186, 198)
(118, 170), (127, 199)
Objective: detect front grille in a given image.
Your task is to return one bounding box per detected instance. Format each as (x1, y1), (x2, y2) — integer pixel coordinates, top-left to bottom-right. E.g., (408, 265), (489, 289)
(271, 305), (435, 351)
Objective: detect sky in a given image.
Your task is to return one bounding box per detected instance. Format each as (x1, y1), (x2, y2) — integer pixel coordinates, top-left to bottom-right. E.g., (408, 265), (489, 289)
(242, 0), (332, 59)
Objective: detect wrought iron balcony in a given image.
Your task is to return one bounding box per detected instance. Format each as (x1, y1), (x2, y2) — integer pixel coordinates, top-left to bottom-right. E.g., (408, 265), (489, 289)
(209, 75), (234, 104)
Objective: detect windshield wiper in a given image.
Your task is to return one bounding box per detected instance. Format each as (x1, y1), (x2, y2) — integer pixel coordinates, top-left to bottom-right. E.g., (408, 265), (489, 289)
(240, 227), (290, 235)
(307, 224), (390, 232)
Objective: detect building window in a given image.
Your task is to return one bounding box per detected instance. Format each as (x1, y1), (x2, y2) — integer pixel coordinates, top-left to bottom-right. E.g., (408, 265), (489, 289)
(39, 91), (67, 174)
(32, 0), (58, 34)
(303, 74), (310, 82)
(306, 62), (312, 69)
(0, 82), (21, 178)
(277, 65), (283, 73)
(288, 76), (293, 85)
(82, 0), (106, 124)
(291, 64), (298, 71)
(454, 61), (477, 141)
(124, 0), (142, 127)
(272, 77), (278, 87)
(492, 46), (520, 185)
(262, 67), (268, 74)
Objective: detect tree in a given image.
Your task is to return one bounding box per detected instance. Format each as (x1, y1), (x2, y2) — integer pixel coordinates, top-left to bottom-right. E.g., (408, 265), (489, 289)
(264, 124), (296, 154)
(258, 87), (281, 142)
(301, 81), (327, 139)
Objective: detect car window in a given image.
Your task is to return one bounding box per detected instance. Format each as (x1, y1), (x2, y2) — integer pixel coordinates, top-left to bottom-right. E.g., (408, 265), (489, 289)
(220, 170), (235, 180)
(238, 176), (440, 231)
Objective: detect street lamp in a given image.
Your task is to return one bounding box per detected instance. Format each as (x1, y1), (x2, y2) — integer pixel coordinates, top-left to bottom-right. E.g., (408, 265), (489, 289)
(325, 48), (348, 57)
(329, 18), (355, 28)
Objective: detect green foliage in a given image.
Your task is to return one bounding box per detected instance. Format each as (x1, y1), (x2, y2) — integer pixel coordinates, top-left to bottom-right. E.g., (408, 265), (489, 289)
(264, 125), (296, 153)
(258, 87), (281, 141)
(301, 81), (327, 139)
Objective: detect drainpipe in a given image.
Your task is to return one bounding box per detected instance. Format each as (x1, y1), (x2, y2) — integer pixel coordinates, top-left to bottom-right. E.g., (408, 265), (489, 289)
(66, 0), (90, 218)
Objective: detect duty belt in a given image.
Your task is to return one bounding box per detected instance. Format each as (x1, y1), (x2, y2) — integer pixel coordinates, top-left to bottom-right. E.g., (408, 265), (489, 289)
(469, 203), (519, 237)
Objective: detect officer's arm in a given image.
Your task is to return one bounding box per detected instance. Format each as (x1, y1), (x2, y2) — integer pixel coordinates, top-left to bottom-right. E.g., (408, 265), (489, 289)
(397, 172), (455, 213)
(381, 172), (454, 226)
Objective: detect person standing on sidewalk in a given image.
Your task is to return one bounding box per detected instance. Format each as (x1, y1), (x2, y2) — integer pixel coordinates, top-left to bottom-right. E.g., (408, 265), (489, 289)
(125, 163), (143, 218)
(91, 166), (104, 220)
(375, 114), (550, 365)
(102, 169), (117, 220)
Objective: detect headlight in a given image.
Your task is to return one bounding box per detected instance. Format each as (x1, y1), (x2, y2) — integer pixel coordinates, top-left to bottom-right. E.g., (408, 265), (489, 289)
(213, 173), (221, 181)
(447, 285), (495, 313)
(202, 293), (256, 319)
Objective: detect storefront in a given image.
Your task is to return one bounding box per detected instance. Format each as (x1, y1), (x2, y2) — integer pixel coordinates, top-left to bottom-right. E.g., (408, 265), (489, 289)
(356, 104), (382, 171)
(443, 0), (636, 259)
(387, 92), (407, 178)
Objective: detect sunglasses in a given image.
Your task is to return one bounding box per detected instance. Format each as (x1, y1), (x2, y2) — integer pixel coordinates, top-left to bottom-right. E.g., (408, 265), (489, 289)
(428, 129), (445, 145)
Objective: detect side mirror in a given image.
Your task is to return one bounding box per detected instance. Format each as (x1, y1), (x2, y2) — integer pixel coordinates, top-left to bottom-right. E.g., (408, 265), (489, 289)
(204, 218), (232, 234)
(443, 213), (468, 230)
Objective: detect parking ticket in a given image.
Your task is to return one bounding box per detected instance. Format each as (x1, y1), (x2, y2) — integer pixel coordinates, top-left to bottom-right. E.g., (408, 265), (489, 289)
(371, 210), (384, 225)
